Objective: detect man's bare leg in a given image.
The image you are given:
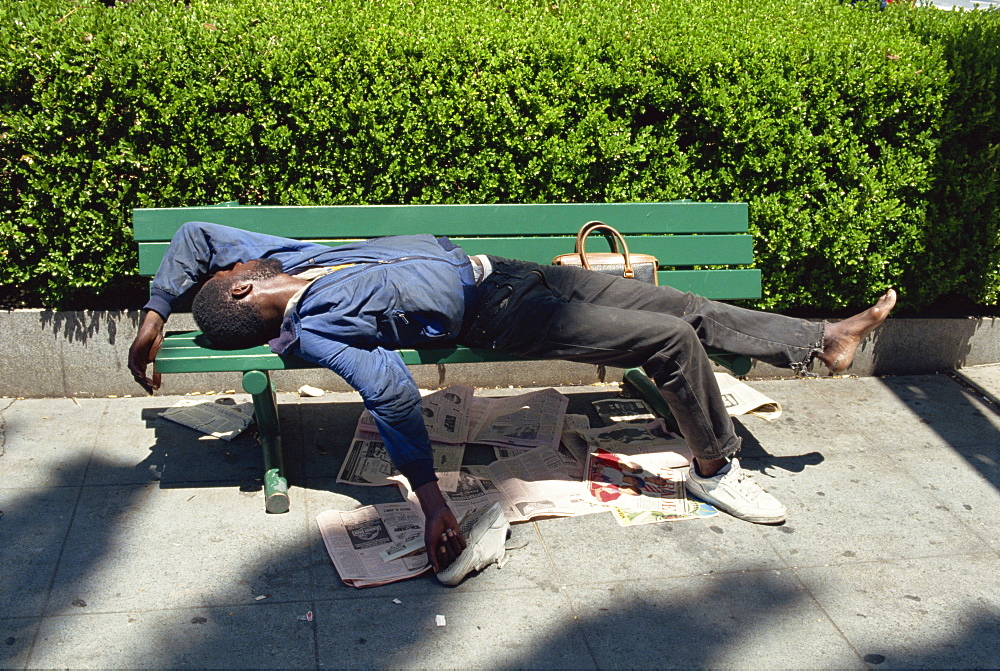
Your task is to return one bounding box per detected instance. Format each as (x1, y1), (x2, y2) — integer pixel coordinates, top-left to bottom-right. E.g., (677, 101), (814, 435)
(817, 289), (897, 374)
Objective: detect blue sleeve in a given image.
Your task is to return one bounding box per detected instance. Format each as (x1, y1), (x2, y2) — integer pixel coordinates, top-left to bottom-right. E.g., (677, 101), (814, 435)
(295, 332), (437, 489)
(144, 221), (329, 320)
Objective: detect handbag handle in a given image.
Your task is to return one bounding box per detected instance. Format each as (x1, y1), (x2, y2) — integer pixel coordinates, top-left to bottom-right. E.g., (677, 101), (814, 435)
(575, 221), (635, 278)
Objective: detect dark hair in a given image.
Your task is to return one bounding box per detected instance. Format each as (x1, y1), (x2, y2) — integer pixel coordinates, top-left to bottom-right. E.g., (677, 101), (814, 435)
(191, 259), (283, 349)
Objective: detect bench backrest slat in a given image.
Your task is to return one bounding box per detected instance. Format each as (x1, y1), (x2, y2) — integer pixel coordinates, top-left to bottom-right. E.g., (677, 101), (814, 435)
(134, 202), (749, 240)
(134, 202), (760, 301)
(138, 234), (754, 275)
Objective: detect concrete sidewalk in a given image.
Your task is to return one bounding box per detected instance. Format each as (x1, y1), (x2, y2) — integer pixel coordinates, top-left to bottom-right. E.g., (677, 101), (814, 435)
(1, 372), (998, 669)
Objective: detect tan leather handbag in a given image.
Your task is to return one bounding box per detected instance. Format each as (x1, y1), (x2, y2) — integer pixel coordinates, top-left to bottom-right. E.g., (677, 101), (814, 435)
(552, 221), (659, 285)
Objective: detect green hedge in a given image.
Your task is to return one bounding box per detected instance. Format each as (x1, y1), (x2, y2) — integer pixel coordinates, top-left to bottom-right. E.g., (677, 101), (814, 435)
(1, 0), (998, 311)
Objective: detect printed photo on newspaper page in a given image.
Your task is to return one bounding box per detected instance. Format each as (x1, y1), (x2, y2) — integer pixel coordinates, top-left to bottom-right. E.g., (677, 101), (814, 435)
(316, 502), (431, 588)
(586, 448), (690, 515)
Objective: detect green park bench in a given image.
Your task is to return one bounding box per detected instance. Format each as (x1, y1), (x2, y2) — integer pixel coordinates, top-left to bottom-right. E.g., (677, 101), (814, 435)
(134, 202), (761, 513)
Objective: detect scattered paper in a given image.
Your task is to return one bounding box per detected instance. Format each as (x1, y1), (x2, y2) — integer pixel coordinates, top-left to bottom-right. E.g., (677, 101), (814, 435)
(591, 398), (656, 424)
(435, 615), (446, 627)
(714, 373), (782, 420)
(298, 385), (325, 397)
(297, 611), (314, 622)
(316, 502), (432, 588)
(609, 499), (718, 526)
(587, 448), (688, 513)
(392, 598), (402, 605)
(159, 399), (254, 440)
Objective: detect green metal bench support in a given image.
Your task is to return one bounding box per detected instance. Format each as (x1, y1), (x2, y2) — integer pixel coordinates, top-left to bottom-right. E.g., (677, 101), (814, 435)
(621, 346), (752, 432)
(242, 370), (289, 514)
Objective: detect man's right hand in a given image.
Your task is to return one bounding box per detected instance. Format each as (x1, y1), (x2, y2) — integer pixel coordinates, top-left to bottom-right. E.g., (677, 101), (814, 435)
(414, 480), (467, 573)
(128, 310), (165, 394)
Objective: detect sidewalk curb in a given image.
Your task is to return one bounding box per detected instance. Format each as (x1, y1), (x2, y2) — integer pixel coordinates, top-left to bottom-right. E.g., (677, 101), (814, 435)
(3, 309), (1000, 398)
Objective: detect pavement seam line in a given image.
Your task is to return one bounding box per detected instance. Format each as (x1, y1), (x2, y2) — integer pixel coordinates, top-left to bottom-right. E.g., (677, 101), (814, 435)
(23, 399), (111, 668)
(0, 397), (13, 457)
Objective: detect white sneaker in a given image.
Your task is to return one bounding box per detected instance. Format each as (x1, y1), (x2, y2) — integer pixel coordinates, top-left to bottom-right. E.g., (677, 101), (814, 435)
(686, 458), (787, 524)
(436, 502), (510, 586)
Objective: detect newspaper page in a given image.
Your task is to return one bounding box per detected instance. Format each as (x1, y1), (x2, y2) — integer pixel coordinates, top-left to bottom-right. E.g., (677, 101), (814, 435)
(159, 399), (255, 441)
(418, 384), (475, 443)
(397, 445), (604, 524)
(714, 372), (782, 420)
(316, 502), (431, 588)
(356, 384), (474, 444)
(572, 418), (693, 470)
(336, 433), (465, 491)
(493, 413), (590, 463)
(395, 466), (501, 525)
(591, 398), (657, 425)
(468, 388), (569, 451)
(610, 499), (718, 526)
(483, 444), (603, 522)
(586, 448), (689, 514)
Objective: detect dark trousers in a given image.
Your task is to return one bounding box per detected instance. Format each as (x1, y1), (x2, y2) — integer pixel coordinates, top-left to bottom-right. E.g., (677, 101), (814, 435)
(458, 257), (825, 461)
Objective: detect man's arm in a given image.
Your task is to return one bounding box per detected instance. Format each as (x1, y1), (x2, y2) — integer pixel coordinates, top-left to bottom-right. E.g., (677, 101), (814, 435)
(129, 221), (327, 394)
(128, 310), (165, 393)
(297, 335), (467, 570)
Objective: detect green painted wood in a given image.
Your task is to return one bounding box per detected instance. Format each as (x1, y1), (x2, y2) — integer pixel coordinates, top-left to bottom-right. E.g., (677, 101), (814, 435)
(241, 371), (289, 514)
(138, 234), (755, 275)
(134, 202), (749, 240)
(156, 333), (756, 374)
(659, 269), (761, 299)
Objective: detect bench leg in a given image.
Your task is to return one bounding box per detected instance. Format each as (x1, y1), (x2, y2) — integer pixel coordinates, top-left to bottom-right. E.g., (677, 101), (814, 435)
(620, 351), (751, 434)
(621, 367), (679, 433)
(242, 370), (290, 514)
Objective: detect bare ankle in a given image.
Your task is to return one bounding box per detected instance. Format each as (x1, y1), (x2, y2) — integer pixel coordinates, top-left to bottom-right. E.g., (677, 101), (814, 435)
(695, 457), (727, 478)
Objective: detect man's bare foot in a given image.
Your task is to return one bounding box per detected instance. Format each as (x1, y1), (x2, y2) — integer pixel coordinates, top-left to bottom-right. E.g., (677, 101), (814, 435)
(818, 289), (897, 374)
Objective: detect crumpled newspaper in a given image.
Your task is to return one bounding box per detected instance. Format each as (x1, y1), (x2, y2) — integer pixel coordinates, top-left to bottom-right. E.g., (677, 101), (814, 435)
(159, 399), (255, 440)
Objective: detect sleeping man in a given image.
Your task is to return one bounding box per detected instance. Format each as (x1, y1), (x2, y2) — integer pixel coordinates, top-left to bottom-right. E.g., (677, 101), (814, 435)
(129, 221), (895, 581)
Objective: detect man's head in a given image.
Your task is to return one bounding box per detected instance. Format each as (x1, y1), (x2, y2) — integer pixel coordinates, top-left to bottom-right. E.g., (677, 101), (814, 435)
(192, 258), (285, 349)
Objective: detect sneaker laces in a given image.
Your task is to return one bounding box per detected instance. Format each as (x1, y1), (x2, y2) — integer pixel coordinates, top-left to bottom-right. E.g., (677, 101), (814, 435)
(720, 463), (766, 501)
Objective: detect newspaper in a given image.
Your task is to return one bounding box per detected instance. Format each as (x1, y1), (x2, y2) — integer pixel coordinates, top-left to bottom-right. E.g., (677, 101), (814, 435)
(339, 386), (470, 490)
(315, 502), (432, 588)
(336, 432), (465, 491)
(569, 418), (693, 470)
(494, 413), (591, 463)
(586, 448), (690, 513)
(338, 386), (570, 489)
(591, 398), (656, 425)
(159, 399), (255, 440)
(610, 499), (718, 526)
(468, 387), (569, 451)
(357, 384), (473, 444)
(397, 443), (604, 524)
(715, 373), (782, 420)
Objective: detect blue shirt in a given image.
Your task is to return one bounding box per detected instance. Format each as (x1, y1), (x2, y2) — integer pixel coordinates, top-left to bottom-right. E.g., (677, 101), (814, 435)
(144, 221), (478, 488)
